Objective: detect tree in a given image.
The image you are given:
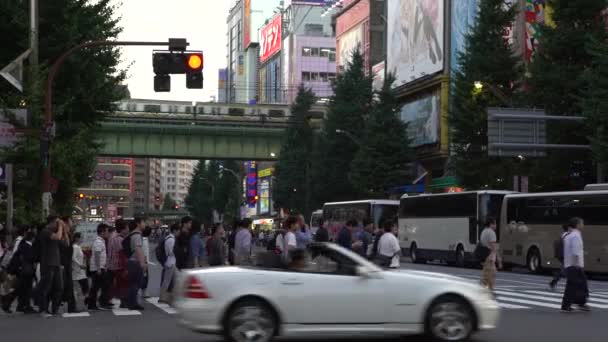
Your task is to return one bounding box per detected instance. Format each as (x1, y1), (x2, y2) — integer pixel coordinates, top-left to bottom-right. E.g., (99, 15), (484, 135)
(449, 0), (521, 189)
(185, 160), (213, 222)
(350, 74), (412, 197)
(527, 0), (607, 189)
(583, 38), (608, 173)
(162, 193), (177, 211)
(216, 160), (242, 224)
(0, 0), (126, 221)
(312, 48), (374, 206)
(273, 85), (316, 216)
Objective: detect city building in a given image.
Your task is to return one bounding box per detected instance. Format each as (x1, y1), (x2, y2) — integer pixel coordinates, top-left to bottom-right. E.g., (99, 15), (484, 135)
(161, 159), (198, 207)
(334, 0), (386, 75)
(75, 157), (134, 223)
(275, 0), (338, 103)
(225, 0), (282, 104)
(132, 158), (162, 215)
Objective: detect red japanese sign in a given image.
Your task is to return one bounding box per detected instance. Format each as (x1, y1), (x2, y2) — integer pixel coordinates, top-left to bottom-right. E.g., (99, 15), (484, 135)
(260, 15), (282, 63)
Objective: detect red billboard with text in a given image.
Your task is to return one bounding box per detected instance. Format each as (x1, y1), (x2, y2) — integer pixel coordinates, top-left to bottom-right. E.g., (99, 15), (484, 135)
(260, 15), (282, 63)
(243, 0), (251, 48)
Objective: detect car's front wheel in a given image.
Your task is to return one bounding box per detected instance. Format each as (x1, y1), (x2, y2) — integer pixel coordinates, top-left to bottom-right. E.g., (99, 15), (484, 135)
(425, 295), (475, 342)
(224, 298), (277, 342)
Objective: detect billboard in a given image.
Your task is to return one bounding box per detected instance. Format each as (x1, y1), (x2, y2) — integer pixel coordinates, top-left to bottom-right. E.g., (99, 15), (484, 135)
(450, 0), (478, 74)
(244, 0), (251, 48)
(259, 178), (270, 214)
(525, 0), (548, 62)
(260, 15), (282, 63)
(337, 25), (363, 68)
(399, 91), (440, 147)
(388, 0), (444, 85)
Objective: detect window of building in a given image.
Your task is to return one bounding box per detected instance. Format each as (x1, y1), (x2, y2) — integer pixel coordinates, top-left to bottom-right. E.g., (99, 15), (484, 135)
(302, 72), (311, 81)
(304, 24), (324, 37)
(311, 47), (320, 57)
(328, 73), (337, 82)
(329, 48), (336, 62)
(302, 47), (311, 57)
(320, 72), (328, 82)
(310, 72), (319, 81)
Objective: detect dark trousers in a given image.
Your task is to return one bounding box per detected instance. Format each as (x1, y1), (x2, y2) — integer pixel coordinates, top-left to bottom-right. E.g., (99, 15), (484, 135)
(127, 260), (143, 308)
(87, 271), (104, 308)
(17, 274), (34, 309)
(62, 267), (76, 311)
(100, 270), (115, 306)
(39, 265), (63, 314)
(77, 279), (89, 296)
(561, 266), (589, 309)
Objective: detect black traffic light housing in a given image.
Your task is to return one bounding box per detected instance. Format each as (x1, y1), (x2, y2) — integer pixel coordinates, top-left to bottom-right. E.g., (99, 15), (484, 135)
(152, 50), (204, 92)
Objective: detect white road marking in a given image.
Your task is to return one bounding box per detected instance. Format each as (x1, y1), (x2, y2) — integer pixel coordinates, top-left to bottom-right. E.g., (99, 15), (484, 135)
(112, 308), (141, 316)
(61, 312), (91, 318)
(146, 297), (177, 314)
(496, 296), (562, 309)
(498, 303), (530, 309)
(495, 290), (608, 309)
(525, 290), (608, 304)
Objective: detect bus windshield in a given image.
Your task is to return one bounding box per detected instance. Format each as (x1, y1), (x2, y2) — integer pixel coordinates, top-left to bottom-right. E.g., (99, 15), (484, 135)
(478, 194), (505, 237)
(373, 204), (399, 226)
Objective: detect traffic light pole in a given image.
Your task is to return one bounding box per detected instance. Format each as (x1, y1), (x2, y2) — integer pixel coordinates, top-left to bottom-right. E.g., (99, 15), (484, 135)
(42, 39), (188, 220)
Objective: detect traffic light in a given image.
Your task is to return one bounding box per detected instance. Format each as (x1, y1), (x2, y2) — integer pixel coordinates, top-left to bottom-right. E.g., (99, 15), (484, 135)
(78, 193), (85, 199)
(152, 50), (204, 92)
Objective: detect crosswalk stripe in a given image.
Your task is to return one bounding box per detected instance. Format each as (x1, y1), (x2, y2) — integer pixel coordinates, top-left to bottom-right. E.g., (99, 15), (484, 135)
(590, 292), (608, 299)
(495, 290), (608, 309)
(496, 296), (561, 309)
(145, 297), (177, 314)
(498, 303), (530, 309)
(525, 291), (608, 304)
(112, 308), (142, 316)
(61, 312), (91, 318)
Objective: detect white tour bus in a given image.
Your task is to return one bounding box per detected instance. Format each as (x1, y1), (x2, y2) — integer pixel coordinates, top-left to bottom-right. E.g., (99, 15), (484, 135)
(398, 191), (513, 267)
(499, 190), (608, 274)
(323, 200), (399, 240)
(310, 209), (323, 235)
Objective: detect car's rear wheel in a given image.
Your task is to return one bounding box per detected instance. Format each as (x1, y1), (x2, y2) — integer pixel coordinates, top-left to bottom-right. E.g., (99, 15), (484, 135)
(224, 298), (277, 342)
(425, 295), (475, 342)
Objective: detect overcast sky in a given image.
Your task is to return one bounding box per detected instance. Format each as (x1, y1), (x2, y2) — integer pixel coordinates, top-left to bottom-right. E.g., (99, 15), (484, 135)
(113, 0), (230, 102)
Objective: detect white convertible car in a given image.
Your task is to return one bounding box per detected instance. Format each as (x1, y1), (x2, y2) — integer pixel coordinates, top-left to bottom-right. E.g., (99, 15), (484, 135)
(173, 242), (499, 342)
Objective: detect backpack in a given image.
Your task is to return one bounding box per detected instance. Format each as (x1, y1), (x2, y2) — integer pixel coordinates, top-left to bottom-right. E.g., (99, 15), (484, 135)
(266, 231), (283, 252)
(155, 235), (173, 265)
(554, 232), (571, 262)
(122, 231), (141, 258)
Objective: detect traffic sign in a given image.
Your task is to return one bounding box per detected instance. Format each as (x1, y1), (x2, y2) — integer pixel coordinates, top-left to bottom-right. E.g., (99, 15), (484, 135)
(0, 49), (31, 92)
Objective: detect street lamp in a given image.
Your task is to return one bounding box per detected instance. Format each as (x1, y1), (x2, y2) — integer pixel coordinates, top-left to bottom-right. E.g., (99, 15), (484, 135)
(474, 80), (512, 106)
(335, 129), (363, 147)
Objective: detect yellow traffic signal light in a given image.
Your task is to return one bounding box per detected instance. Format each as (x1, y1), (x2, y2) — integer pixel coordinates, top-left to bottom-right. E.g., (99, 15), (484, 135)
(187, 54), (203, 70)
(78, 193), (85, 199)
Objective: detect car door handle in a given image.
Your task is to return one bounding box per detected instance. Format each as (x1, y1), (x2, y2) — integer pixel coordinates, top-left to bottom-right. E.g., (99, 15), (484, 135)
(281, 279), (303, 285)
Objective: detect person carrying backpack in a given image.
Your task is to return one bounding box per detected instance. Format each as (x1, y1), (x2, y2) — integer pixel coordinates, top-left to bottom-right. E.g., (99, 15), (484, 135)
(550, 223), (572, 290)
(123, 217), (146, 310)
(158, 224), (178, 304)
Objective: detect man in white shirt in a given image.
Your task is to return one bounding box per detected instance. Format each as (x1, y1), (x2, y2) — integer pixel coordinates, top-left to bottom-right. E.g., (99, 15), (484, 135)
(479, 217), (502, 291)
(561, 217), (590, 312)
(87, 224), (110, 310)
(234, 219), (253, 265)
(377, 221), (400, 268)
(159, 224), (178, 304)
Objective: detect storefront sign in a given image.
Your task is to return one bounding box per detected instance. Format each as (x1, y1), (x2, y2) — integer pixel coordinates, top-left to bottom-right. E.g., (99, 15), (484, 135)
(260, 15), (282, 63)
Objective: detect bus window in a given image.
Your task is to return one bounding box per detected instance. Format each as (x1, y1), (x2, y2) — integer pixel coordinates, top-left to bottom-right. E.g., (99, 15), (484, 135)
(478, 194), (506, 240)
(373, 204), (398, 227)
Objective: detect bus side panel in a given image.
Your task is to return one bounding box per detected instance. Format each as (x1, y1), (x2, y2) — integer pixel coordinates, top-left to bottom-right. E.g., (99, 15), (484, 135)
(398, 217), (476, 261)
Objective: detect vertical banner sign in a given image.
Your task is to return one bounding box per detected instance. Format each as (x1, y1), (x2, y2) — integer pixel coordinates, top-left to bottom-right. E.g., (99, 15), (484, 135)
(260, 15), (282, 63)
(246, 161), (257, 208)
(244, 0), (251, 48)
(524, 0), (547, 62)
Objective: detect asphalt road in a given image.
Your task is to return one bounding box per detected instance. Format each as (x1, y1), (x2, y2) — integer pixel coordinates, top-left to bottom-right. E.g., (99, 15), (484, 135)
(2, 252), (607, 342)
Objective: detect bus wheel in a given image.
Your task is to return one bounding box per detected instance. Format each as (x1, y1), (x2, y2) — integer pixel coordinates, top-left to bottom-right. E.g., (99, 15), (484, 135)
(527, 248), (542, 274)
(455, 245), (466, 268)
(410, 243), (426, 264)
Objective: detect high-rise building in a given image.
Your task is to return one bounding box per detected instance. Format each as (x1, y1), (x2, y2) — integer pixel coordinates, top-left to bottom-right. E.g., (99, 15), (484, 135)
(161, 159), (198, 207)
(225, 0), (282, 104)
(76, 157), (134, 223)
(280, 0), (337, 104)
(132, 158), (162, 215)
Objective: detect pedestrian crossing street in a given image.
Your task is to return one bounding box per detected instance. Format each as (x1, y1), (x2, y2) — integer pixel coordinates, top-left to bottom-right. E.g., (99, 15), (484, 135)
(494, 288), (608, 310)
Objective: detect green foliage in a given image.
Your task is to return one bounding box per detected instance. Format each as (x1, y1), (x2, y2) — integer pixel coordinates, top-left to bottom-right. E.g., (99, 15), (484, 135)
(583, 38), (608, 170)
(449, 0), (521, 189)
(185, 160), (242, 225)
(0, 0), (127, 221)
(162, 193), (177, 211)
(350, 74), (412, 197)
(312, 48), (373, 206)
(526, 0), (607, 189)
(273, 85), (316, 216)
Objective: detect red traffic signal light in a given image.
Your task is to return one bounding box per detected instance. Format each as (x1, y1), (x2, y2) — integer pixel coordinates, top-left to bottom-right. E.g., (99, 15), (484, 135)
(186, 53), (203, 70)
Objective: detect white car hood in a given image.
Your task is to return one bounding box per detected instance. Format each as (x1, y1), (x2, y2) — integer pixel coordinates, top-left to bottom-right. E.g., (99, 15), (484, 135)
(394, 269), (478, 285)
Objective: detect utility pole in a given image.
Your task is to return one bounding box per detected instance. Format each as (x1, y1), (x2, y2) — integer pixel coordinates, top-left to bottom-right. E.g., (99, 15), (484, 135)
(6, 164), (13, 235)
(40, 39), (189, 220)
